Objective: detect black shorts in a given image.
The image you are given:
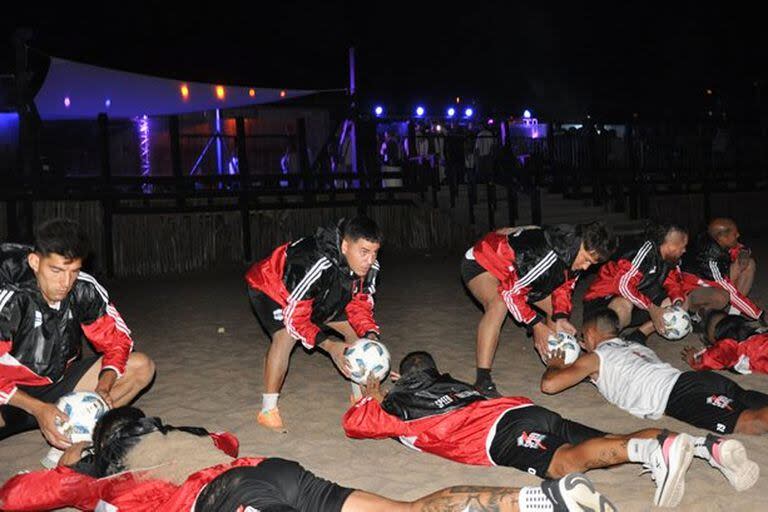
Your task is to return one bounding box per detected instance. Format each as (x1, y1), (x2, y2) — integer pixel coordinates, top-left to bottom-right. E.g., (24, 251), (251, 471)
(488, 405), (605, 477)
(195, 457), (355, 512)
(664, 371), (768, 434)
(0, 355), (101, 440)
(248, 288), (349, 340)
(460, 256), (488, 285)
(582, 294), (665, 326)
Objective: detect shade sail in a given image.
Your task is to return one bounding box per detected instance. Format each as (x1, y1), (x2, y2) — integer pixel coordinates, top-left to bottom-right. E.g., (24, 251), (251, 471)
(34, 57), (318, 120)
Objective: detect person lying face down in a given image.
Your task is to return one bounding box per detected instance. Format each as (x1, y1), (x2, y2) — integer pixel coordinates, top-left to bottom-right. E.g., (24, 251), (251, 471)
(0, 406), (613, 512)
(344, 351), (755, 508)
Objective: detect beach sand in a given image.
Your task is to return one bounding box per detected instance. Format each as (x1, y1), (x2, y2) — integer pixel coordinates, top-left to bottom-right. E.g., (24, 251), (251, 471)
(1, 244), (766, 511)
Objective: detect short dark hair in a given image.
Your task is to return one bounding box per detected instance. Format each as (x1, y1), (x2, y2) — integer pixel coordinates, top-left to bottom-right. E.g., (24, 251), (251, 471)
(645, 221), (688, 246)
(583, 308), (620, 335)
(341, 216), (383, 244)
(34, 218), (89, 260)
(707, 312), (754, 343)
(399, 351), (438, 376)
(580, 221), (618, 262)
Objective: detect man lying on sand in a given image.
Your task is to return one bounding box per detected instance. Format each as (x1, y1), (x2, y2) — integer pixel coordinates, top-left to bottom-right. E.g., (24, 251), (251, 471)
(0, 406), (613, 512)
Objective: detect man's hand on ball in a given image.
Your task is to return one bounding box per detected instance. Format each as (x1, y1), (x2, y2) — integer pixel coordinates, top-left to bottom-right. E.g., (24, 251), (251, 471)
(362, 373), (385, 403)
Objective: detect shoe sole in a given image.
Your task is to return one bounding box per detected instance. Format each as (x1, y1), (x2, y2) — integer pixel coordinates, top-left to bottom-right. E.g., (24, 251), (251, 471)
(656, 434), (694, 508)
(560, 473), (618, 512)
(717, 439), (760, 491)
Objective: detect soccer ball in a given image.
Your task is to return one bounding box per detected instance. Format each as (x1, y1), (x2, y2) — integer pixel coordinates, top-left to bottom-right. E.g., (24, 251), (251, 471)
(546, 332), (581, 365)
(344, 339), (391, 384)
(55, 391), (109, 443)
(661, 305), (692, 340)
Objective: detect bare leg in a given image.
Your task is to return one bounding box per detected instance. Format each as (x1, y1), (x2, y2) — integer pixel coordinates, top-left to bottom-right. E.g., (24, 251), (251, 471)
(606, 296), (633, 329)
(263, 329), (297, 394)
(735, 407), (768, 435)
(74, 352), (155, 407)
(343, 487), (521, 512)
(547, 429), (662, 478)
(731, 258), (756, 296)
(467, 272), (508, 370)
(684, 287), (729, 312)
(326, 320), (363, 399)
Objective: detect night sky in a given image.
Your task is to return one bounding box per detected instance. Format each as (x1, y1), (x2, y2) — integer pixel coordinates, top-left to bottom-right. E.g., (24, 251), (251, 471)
(4, 2), (766, 120)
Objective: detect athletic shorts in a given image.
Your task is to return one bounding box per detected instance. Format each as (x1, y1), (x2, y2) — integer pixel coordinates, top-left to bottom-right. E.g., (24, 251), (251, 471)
(195, 457), (355, 512)
(247, 287), (349, 339)
(460, 255), (488, 285)
(582, 294), (666, 326)
(664, 370), (768, 434)
(488, 405), (605, 477)
(0, 355), (101, 440)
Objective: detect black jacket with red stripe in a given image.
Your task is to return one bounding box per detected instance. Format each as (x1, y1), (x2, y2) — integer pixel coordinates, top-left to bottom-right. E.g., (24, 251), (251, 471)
(682, 234), (762, 319)
(0, 244), (134, 405)
(469, 225), (582, 326)
(343, 368), (533, 466)
(584, 239), (685, 309)
(244, 224), (380, 349)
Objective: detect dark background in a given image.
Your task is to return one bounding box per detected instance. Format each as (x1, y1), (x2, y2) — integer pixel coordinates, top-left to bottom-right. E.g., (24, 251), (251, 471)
(2, 2), (765, 120)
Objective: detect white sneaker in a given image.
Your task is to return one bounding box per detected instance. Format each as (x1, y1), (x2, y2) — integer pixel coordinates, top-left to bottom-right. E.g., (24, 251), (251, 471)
(644, 432), (694, 507)
(541, 472), (617, 512)
(705, 434), (759, 491)
(40, 446), (64, 469)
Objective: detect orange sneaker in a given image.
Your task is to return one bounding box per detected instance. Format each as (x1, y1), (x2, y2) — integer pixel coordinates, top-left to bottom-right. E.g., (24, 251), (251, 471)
(257, 408), (287, 433)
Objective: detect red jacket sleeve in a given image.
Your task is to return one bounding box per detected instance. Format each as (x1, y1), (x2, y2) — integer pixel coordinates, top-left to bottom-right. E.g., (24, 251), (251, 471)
(283, 298), (327, 349)
(345, 293), (380, 338)
(551, 275), (579, 320)
(80, 306), (134, 378)
(691, 341), (740, 371)
(0, 466), (101, 511)
(499, 278), (542, 325)
(663, 266), (686, 304)
(615, 259), (653, 310)
(706, 260), (763, 320)
(342, 396), (408, 439)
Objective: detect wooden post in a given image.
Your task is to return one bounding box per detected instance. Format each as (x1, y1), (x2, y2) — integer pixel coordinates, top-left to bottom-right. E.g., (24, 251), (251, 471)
(97, 113), (114, 276)
(236, 116), (253, 262)
(169, 115), (185, 207)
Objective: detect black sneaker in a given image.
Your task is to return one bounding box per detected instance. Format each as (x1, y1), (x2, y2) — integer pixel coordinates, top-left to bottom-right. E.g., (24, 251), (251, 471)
(625, 329), (649, 345)
(474, 380), (502, 398)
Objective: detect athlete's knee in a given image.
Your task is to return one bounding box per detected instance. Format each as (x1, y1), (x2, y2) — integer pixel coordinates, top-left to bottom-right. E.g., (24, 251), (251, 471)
(547, 445), (584, 478)
(483, 299), (508, 321)
(126, 352), (155, 385)
(734, 408), (768, 435)
(607, 298), (632, 326)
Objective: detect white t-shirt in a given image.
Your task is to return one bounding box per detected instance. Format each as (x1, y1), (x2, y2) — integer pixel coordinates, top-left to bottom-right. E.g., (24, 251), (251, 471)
(592, 338), (681, 420)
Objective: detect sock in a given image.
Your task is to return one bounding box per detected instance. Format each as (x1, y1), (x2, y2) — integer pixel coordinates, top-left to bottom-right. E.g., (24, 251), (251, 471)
(519, 486), (554, 512)
(728, 305), (740, 315)
(693, 436), (711, 461)
(476, 367), (492, 385)
(627, 438), (658, 464)
(261, 393), (279, 412)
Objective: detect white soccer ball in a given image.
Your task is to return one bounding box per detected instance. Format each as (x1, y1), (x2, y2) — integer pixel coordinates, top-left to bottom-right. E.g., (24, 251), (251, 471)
(546, 331), (582, 365)
(55, 391), (109, 443)
(344, 339), (391, 384)
(661, 305), (692, 340)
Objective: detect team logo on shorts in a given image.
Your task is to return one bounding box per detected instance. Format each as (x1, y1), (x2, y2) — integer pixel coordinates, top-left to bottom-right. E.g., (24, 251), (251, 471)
(706, 395), (734, 411)
(517, 431), (548, 450)
(272, 309), (284, 321)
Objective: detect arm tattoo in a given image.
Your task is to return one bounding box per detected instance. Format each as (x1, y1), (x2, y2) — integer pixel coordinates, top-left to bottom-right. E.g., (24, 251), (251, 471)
(416, 486), (520, 512)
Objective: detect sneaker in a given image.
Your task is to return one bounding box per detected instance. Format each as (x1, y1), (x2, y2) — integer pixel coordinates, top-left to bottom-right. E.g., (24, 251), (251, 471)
(40, 446), (64, 469)
(474, 379), (502, 399)
(704, 434), (759, 491)
(625, 329), (649, 346)
(644, 432), (694, 507)
(541, 472), (617, 512)
(257, 408), (287, 433)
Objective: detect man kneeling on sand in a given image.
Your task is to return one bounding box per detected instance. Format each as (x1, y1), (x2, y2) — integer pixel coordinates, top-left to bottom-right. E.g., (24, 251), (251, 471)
(0, 406), (613, 512)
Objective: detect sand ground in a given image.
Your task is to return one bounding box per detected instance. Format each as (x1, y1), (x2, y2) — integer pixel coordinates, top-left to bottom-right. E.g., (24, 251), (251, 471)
(1, 244), (767, 511)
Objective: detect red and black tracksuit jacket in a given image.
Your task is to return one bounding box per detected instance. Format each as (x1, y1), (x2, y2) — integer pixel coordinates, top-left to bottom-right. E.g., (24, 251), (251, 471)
(584, 239), (686, 309)
(245, 225), (380, 349)
(692, 315), (768, 374)
(681, 234), (762, 320)
(0, 244), (134, 405)
(470, 225), (583, 326)
(343, 369), (533, 466)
